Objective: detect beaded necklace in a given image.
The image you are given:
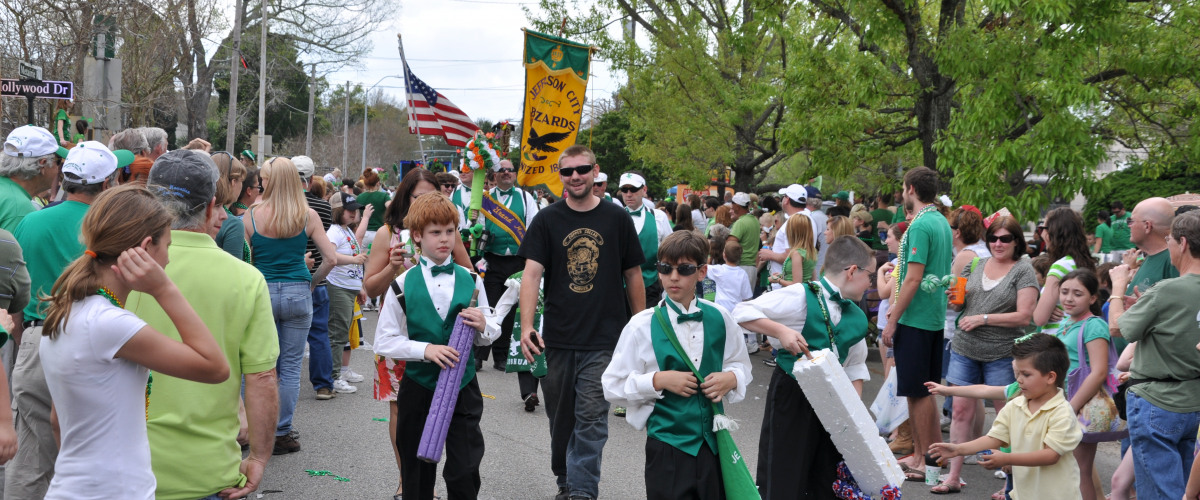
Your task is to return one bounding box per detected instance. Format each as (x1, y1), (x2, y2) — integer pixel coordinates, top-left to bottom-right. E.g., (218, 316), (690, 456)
(893, 203), (940, 299)
(234, 201), (249, 212)
(96, 286), (152, 419)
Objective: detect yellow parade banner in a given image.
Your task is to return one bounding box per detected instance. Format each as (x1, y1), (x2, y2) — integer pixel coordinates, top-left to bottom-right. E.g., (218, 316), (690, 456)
(518, 29), (591, 197)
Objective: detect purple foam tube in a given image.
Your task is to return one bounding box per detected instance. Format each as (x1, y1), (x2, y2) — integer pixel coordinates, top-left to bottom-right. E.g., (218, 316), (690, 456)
(417, 289), (480, 463)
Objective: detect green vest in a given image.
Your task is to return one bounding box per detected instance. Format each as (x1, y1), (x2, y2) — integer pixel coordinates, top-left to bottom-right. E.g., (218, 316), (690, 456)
(403, 264), (477, 390)
(774, 280), (869, 379)
(646, 301), (725, 456)
(631, 208), (659, 286)
(485, 187), (526, 256)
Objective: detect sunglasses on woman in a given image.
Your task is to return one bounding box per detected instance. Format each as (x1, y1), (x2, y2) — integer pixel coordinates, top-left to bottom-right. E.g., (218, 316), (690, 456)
(986, 234), (1017, 243)
(656, 262), (699, 276)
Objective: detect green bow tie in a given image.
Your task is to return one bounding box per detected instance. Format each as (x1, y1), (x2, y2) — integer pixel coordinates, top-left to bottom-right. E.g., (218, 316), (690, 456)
(430, 263), (455, 276)
(820, 279), (855, 308)
(496, 188), (514, 196)
(627, 208), (642, 217)
(664, 299), (702, 323)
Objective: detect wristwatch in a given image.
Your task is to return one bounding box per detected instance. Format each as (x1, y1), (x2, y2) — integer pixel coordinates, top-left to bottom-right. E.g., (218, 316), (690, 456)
(983, 314), (989, 326)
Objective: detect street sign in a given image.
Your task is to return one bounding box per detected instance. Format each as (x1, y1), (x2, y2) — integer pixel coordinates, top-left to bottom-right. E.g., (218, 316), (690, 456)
(1, 79), (74, 100)
(18, 61), (42, 80)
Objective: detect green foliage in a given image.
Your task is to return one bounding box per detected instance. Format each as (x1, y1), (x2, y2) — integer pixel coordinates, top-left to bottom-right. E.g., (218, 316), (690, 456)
(577, 107), (670, 200)
(1080, 162), (1200, 231)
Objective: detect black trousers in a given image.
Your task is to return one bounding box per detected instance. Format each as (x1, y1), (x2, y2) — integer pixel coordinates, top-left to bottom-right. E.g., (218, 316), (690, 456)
(518, 370), (540, 399)
(645, 437), (725, 500)
(757, 367), (842, 500)
(476, 253), (525, 365)
(395, 375), (485, 500)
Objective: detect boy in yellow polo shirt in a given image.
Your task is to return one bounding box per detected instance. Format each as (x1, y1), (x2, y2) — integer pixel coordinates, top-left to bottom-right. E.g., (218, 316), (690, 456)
(930, 334), (1083, 500)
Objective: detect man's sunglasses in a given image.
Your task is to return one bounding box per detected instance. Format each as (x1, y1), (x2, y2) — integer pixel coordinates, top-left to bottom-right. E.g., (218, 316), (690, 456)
(558, 164), (595, 177)
(619, 186), (640, 193)
(656, 262), (700, 276)
(986, 234), (1017, 243)
(496, 167), (516, 173)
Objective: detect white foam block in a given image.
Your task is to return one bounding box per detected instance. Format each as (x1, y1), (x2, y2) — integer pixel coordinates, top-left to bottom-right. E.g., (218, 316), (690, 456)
(793, 349), (904, 493)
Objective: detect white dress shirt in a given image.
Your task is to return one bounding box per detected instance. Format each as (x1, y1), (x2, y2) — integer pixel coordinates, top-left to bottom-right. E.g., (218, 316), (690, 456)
(602, 297), (753, 431)
(626, 206), (673, 246)
(374, 255), (500, 362)
(732, 280), (845, 354)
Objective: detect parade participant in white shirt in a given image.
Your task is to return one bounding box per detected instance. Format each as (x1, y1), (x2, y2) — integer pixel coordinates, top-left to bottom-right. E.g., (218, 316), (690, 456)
(620, 172), (672, 308)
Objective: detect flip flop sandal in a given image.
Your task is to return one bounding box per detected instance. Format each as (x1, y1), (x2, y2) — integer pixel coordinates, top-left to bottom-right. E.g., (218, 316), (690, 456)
(930, 483), (962, 494)
(900, 463), (925, 482)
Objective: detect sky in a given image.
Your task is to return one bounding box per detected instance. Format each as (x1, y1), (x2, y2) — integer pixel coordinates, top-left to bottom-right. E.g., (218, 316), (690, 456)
(323, 0), (621, 124)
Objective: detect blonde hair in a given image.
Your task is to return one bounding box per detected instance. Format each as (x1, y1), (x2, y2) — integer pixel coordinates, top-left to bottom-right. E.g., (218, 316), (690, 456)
(43, 185), (173, 339)
(213, 152), (246, 206)
(827, 215), (855, 239)
(785, 213), (817, 262)
(255, 157), (310, 237)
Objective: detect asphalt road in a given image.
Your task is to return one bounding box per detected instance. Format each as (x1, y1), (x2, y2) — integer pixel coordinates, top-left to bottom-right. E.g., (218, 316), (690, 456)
(256, 311), (1122, 500)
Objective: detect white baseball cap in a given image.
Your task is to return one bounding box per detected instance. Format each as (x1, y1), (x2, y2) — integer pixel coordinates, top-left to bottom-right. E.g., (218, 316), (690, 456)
(731, 192), (751, 206)
(783, 184), (807, 204)
(619, 172), (645, 189)
(594, 172), (608, 183)
(292, 155), (315, 178)
(3, 125), (59, 158)
(61, 141), (134, 185)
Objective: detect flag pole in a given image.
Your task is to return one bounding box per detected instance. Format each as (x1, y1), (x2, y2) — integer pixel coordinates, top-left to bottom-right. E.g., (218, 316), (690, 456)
(397, 33), (426, 160)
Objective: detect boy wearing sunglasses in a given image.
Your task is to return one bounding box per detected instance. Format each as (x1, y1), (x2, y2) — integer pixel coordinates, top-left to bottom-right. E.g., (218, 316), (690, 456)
(602, 231), (753, 499)
(732, 235), (876, 499)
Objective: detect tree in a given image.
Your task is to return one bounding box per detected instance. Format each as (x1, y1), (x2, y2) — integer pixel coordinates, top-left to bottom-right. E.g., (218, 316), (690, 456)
(577, 106), (670, 199)
(781, 1), (1200, 219)
(209, 25), (313, 150)
(527, 1), (793, 192)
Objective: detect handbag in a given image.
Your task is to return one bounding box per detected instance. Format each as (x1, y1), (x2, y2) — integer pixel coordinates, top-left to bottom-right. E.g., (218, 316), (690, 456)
(1066, 317), (1127, 440)
(653, 308), (761, 500)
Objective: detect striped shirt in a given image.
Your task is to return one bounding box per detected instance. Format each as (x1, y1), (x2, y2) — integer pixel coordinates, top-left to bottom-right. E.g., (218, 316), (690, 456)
(1041, 255), (1076, 336)
(305, 191), (333, 285)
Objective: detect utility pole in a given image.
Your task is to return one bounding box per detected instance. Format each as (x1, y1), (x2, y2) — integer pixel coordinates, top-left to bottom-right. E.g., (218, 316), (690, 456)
(306, 63), (315, 157)
(342, 81), (350, 173)
(256, 0), (268, 167)
(225, 0), (244, 153)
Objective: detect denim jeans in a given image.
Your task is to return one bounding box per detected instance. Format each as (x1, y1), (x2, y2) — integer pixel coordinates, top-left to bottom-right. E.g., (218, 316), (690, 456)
(306, 285), (333, 391)
(1127, 391), (1200, 499)
(269, 281), (313, 436)
(542, 348), (612, 499)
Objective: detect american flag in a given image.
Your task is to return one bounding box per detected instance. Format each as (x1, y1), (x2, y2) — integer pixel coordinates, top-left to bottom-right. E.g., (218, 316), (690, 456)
(404, 63), (476, 147)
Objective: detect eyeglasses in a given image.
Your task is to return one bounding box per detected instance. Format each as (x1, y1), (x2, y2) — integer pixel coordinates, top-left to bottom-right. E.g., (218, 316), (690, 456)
(950, 225), (958, 230)
(619, 186), (640, 193)
(986, 234), (1017, 243)
(558, 164), (595, 177)
(656, 262), (699, 276)
(592, 182), (604, 186)
(496, 167), (516, 173)
(441, 183), (455, 188)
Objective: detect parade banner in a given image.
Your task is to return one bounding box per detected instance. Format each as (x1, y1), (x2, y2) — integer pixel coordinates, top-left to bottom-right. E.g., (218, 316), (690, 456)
(519, 29), (591, 197)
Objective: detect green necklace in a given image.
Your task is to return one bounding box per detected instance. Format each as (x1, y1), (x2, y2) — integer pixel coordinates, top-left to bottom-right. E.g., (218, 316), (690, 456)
(97, 286), (152, 419)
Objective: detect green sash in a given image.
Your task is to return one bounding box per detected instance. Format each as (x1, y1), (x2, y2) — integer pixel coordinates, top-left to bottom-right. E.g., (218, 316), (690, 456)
(484, 188), (526, 255)
(632, 208), (659, 286)
(647, 301), (724, 456)
(403, 264), (477, 390)
(774, 279), (868, 379)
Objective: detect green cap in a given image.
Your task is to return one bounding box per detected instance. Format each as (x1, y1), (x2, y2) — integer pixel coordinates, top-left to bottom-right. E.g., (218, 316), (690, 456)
(56, 146), (69, 158)
(112, 149), (136, 168)
(241, 150), (256, 161)
(834, 190), (850, 200)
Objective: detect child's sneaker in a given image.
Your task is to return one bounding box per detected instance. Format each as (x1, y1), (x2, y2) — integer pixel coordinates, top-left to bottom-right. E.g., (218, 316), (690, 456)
(745, 339), (760, 354)
(333, 379), (358, 394)
(341, 368), (365, 383)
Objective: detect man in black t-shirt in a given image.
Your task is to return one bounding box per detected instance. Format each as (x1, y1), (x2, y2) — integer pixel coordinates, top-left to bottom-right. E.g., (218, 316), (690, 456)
(518, 145), (645, 500)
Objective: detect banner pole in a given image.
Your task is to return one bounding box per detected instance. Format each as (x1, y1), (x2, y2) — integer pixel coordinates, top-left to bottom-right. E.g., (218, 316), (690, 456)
(397, 34), (426, 160)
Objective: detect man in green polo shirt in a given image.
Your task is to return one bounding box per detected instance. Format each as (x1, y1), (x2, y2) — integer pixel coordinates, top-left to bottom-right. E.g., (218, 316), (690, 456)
(7, 140), (129, 498)
(1109, 200), (1135, 254)
(881, 166), (953, 476)
(727, 192), (761, 289)
(0, 126), (63, 232)
(128, 150), (279, 500)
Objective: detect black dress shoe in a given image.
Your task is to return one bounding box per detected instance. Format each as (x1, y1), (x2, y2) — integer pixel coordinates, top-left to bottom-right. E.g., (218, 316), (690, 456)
(554, 487), (569, 500)
(524, 394), (539, 412)
(475, 359), (484, 371)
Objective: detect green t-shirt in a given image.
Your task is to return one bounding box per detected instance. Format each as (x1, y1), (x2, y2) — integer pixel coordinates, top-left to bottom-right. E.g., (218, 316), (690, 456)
(1126, 249), (1178, 296)
(126, 231), (280, 500)
(1117, 274), (1200, 413)
(897, 208), (953, 331)
(1054, 316), (1110, 374)
(1094, 223), (1113, 253)
(1109, 212), (1134, 251)
(13, 200), (89, 320)
(729, 213), (761, 266)
(357, 190), (390, 232)
(0, 177), (34, 233)
(892, 204), (907, 224)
